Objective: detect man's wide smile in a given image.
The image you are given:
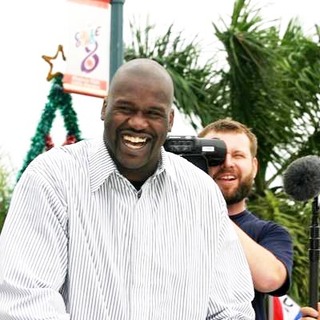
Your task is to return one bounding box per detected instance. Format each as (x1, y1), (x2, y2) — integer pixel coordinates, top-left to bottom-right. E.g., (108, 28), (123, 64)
(122, 134), (149, 150)
(217, 174), (236, 182)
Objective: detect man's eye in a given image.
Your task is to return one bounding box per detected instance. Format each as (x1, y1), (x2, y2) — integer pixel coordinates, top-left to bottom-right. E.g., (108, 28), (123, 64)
(234, 154), (246, 159)
(116, 106), (133, 114)
(147, 110), (164, 118)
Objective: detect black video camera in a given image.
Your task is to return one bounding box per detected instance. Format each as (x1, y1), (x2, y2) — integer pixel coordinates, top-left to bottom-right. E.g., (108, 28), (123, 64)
(164, 135), (227, 173)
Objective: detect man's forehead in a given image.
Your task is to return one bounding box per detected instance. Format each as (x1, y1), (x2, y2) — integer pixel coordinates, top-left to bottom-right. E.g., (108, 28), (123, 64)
(206, 131), (251, 149)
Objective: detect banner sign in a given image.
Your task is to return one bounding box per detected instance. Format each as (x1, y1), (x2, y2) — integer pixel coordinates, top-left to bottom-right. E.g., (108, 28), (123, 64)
(63, 0), (110, 98)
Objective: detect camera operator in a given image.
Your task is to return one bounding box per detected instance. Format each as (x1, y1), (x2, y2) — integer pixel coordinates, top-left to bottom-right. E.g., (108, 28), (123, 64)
(198, 118), (293, 320)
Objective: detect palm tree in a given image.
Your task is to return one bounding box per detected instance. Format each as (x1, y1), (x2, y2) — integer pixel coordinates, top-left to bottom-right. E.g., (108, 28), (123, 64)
(210, 0), (320, 193)
(208, 0), (320, 305)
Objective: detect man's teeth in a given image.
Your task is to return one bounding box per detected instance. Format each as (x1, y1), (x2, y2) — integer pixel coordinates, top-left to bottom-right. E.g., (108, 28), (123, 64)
(123, 135), (147, 143)
(123, 135), (147, 149)
(221, 175), (235, 180)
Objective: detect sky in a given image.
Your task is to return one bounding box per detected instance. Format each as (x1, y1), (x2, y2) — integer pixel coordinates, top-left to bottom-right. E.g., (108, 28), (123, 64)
(1, 0), (320, 180)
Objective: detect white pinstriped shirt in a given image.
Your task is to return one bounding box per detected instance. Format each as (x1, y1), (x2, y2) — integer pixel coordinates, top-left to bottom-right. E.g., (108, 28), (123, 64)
(0, 138), (254, 319)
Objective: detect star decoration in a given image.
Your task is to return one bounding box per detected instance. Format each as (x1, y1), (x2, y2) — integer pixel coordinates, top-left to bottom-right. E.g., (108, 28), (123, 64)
(42, 44), (67, 81)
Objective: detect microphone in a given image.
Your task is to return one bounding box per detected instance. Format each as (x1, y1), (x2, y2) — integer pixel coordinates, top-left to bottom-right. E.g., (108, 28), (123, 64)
(283, 155), (320, 202)
(283, 155), (320, 309)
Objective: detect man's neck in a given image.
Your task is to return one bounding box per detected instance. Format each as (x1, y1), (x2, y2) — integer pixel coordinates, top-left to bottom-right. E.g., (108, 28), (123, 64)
(227, 200), (246, 216)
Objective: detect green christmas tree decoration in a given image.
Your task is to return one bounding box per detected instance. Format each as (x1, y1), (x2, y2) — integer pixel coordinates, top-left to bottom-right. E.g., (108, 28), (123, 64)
(17, 75), (82, 181)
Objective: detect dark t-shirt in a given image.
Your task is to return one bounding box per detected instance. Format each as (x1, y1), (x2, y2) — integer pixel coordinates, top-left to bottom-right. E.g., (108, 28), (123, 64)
(230, 210), (293, 320)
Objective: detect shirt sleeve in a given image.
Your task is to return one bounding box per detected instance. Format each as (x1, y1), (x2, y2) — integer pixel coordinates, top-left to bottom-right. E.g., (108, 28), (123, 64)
(207, 194), (255, 319)
(259, 222), (293, 296)
(0, 162), (69, 320)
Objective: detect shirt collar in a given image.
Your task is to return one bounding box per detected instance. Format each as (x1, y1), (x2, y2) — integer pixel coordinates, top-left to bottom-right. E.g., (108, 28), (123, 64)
(88, 139), (117, 192)
(159, 147), (178, 185)
(88, 139), (178, 192)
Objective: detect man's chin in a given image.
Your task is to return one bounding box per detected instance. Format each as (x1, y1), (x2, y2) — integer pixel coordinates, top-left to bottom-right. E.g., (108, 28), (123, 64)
(225, 198), (241, 206)
(223, 191), (242, 205)
(118, 160), (146, 171)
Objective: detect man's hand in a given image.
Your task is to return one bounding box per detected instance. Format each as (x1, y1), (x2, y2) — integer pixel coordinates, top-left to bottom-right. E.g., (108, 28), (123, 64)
(301, 302), (320, 319)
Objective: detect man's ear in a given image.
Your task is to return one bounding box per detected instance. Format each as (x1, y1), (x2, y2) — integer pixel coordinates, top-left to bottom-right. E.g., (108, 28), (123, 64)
(168, 108), (174, 132)
(253, 157), (258, 179)
(101, 98), (107, 121)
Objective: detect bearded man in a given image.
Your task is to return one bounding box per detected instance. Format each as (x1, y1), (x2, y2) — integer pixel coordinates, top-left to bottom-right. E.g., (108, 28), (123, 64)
(199, 118), (293, 320)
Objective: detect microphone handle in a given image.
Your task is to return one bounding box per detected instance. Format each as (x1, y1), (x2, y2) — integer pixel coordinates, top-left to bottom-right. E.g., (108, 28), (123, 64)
(309, 197), (320, 309)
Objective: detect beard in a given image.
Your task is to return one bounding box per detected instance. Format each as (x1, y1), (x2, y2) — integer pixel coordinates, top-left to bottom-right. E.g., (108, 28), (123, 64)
(220, 174), (254, 205)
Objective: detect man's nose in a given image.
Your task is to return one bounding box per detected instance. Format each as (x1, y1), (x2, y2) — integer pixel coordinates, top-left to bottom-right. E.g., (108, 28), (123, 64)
(128, 112), (148, 130)
(222, 153), (234, 167)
